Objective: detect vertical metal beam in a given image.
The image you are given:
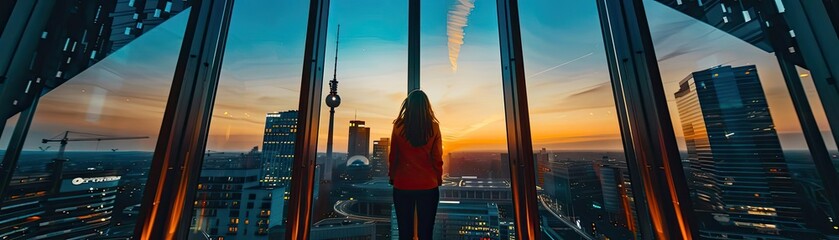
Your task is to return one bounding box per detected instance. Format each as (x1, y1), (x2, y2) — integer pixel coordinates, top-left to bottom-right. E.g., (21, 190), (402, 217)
(0, 0), (64, 199)
(0, 0), (55, 120)
(133, 0), (234, 239)
(0, 94), (39, 198)
(764, 4), (839, 228)
(776, 53), (839, 225)
(407, 0), (420, 92)
(495, 0), (540, 239)
(285, 0), (330, 238)
(595, 0), (697, 239)
(782, 0), (839, 156)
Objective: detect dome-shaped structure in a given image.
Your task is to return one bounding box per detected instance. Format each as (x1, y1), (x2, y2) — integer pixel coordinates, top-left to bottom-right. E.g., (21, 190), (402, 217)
(346, 155), (370, 166)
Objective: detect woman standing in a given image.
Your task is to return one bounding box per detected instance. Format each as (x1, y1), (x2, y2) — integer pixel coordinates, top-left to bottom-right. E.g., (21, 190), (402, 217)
(388, 90), (443, 240)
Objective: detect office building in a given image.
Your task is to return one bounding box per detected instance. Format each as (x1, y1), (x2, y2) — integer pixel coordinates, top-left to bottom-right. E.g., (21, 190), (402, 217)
(34, 171), (121, 239)
(191, 168), (285, 239)
(369, 138), (390, 178)
(595, 157), (638, 236)
(260, 111), (298, 187)
(347, 120), (371, 159)
(0, 174), (51, 239)
(543, 160), (602, 218)
(674, 65), (806, 236)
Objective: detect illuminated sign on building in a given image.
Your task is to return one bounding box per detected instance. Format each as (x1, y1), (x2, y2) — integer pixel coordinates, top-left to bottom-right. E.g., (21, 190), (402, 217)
(71, 176), (122, 185)
(60, 175), (122, 192)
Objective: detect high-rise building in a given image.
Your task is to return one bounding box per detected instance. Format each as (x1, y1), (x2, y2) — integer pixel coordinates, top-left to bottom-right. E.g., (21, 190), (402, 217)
(260, 110), (298, 187)
(0, 162), (126, 240)
(0, 174), (51, 239)
(347, 120), (370, 159)
(595, 157), (637, 236)
(191, 168), (285, 239)
(674, 65), (805, 236)
(543, 160), (602, 219)
(370, 138), (390, 178)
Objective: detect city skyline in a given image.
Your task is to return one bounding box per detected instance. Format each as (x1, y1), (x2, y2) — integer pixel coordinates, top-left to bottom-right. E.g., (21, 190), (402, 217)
(1, 0), (835, 155)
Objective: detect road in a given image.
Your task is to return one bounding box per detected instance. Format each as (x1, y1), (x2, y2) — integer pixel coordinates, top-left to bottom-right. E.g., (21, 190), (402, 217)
(538, 195), (597, 240)
(333, 199), (390, 222)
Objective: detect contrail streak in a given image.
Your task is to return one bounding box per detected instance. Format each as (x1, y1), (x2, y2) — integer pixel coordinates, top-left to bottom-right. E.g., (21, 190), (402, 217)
(447, 0), (476, 72)
(528, 52), (594, 78)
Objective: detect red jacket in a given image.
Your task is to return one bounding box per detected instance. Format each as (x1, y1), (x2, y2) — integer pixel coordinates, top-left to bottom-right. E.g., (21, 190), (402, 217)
(388, 123), (443, 190)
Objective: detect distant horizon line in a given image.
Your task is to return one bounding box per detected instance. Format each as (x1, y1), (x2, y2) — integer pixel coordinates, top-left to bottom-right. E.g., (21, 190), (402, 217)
(9, 149), (834, 153)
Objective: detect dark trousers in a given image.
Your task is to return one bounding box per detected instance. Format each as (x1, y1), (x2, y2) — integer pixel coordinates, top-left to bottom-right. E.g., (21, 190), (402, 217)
(393, 187), (439, 240)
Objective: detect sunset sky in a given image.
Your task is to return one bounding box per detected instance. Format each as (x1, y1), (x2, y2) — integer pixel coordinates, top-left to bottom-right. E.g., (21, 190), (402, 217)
(2, 0), (835, 154)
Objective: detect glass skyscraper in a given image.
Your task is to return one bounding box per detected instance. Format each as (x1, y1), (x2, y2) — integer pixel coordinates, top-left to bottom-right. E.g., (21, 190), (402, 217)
(370, 138), (390, 178)
(260, 111), (298, 187)
(675, 65), (806, 237)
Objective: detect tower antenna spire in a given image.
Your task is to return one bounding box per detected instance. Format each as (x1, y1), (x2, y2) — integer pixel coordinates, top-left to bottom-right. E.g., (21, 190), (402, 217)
(330, 25), (340, 93)
(324, 25), (342, 183)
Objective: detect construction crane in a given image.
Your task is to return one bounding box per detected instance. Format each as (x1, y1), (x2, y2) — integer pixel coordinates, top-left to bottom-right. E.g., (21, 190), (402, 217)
(41, 131), (149, 160)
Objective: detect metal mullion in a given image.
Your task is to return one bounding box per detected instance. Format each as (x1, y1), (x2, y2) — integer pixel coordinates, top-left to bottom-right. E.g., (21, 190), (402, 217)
(781, 0), (839, 168)
(133, 0), (235, 239)
(408, 0), (420, 92)
(0, 0), (62, 199)
(495, 0), (540, 239)
(595, 1), (654, 238)
(284, 0), (330, 238)
(595, 0), (697, 239)
(0, 94), (39, 198)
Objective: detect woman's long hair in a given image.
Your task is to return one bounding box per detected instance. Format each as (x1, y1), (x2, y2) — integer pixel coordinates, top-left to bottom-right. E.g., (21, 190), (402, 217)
(394, 90), (439, 147)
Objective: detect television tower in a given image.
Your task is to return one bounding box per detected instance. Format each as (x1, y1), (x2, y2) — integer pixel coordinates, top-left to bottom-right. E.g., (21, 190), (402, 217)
(324, 25), (342, 182)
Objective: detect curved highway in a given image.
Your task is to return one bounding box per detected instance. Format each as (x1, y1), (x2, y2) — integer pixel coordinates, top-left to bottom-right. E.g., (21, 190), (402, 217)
(538, 194), (596, 240)
(333, 200), (390, 222)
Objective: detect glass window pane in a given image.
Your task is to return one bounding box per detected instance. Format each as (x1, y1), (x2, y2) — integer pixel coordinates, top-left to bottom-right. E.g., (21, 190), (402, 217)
(0, 9), (188, 239)
(420, 0), (516, 239)
(186, 1), (309, 239)
(308, 1), (408, 239)
(520, 0), (641, 239)
(644, 0), (839, 238)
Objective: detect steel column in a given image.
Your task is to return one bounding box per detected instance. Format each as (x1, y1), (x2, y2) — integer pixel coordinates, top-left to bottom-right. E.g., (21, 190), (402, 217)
(595, 0), (697, 239)
(782, 0), (839, 158)
(408, 0), (420, 92)
(0, 0), (65, 199)
(0, 0), (55, 121)
(0, 94), (39, 198)
(132, 0), (234, 239)
(495, 0), (540, 239)
(284, 0), (331, 238)
(765, 5), (839, 228)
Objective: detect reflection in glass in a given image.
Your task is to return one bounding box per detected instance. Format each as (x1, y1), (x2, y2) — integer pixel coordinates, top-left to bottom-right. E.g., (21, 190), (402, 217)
(0, 1), (190, 120)
(0, 10), (188, 239)
(186, 1), (309, 239)
(520, 0), (639, 239)
(645, 0), (839, 238)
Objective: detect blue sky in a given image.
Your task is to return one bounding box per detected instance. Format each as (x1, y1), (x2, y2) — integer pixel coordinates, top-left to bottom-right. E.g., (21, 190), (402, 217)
(3, 0), (835, 153)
